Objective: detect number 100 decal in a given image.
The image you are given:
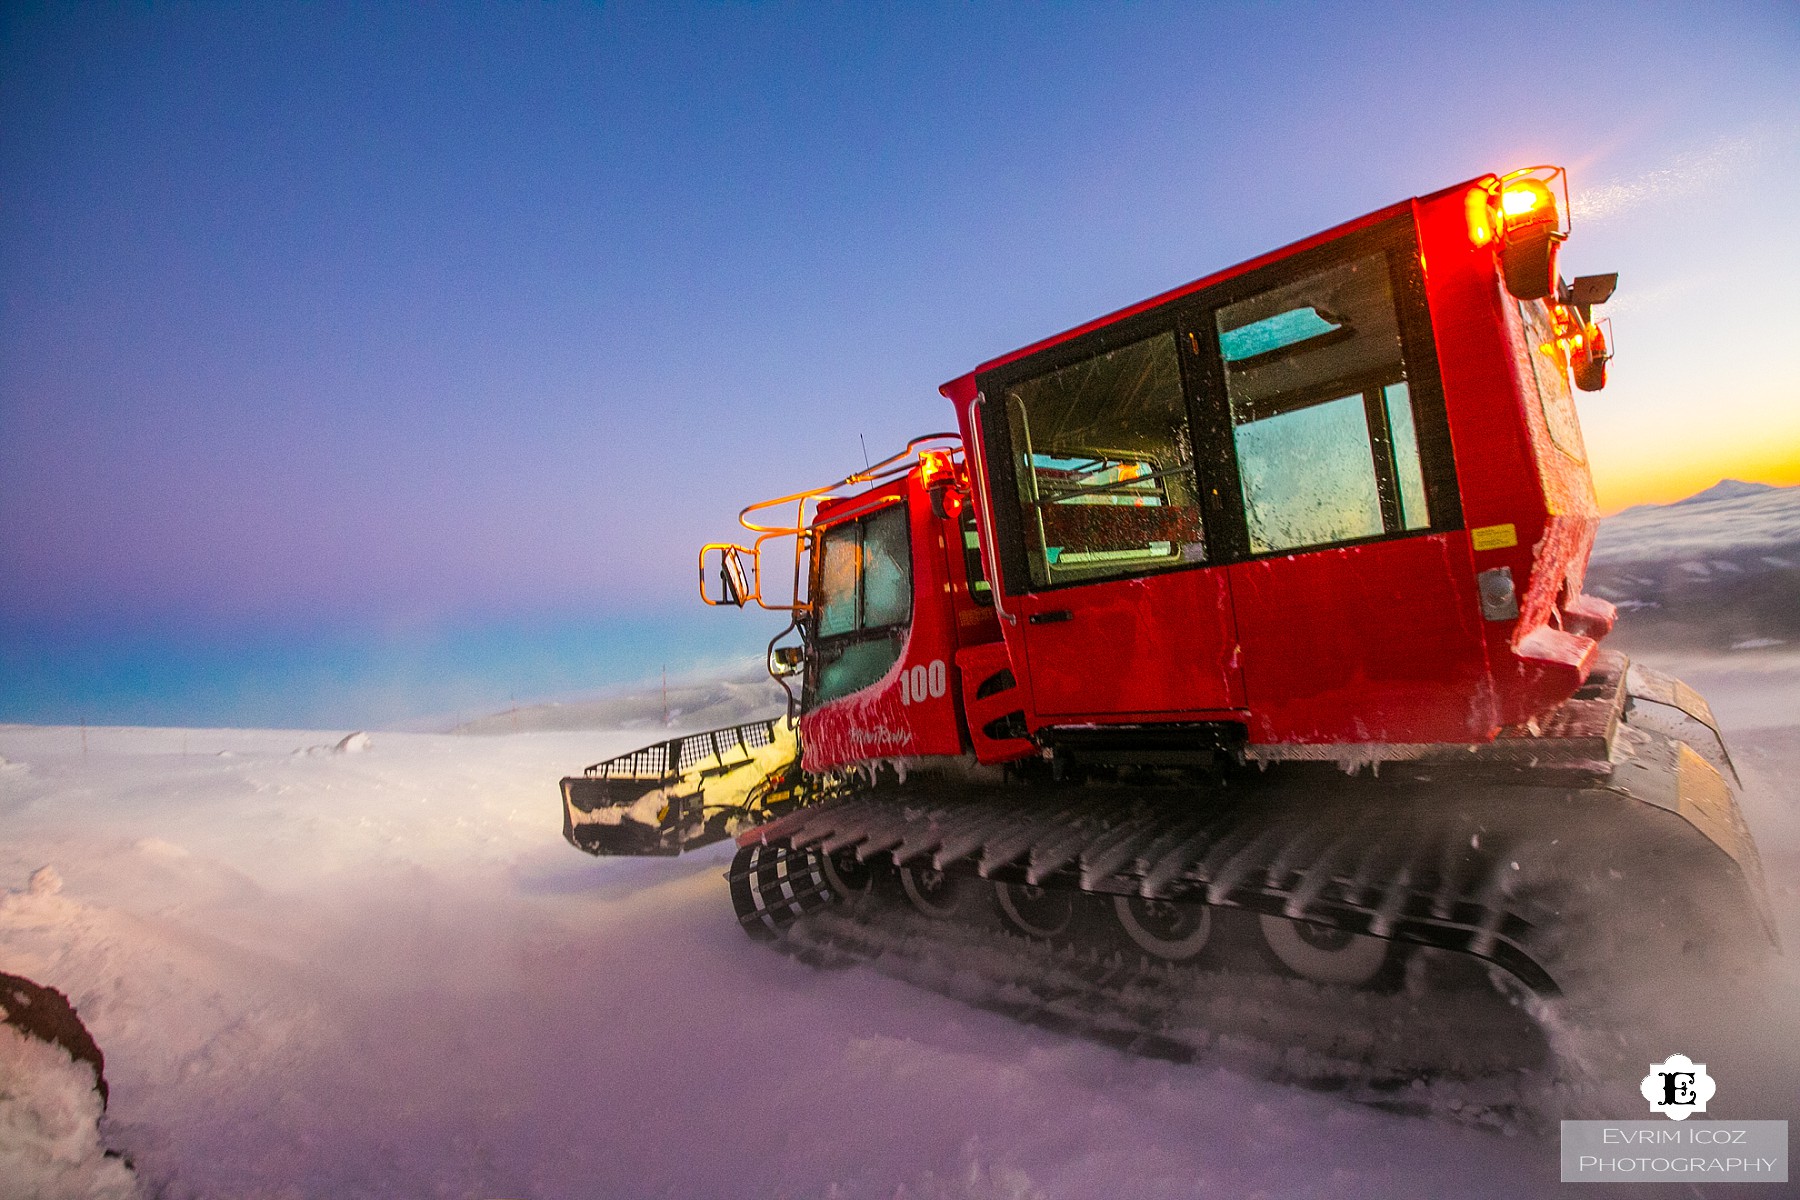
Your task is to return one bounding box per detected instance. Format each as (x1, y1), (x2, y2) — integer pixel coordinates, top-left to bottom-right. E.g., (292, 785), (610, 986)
(899, 659), (948, 705)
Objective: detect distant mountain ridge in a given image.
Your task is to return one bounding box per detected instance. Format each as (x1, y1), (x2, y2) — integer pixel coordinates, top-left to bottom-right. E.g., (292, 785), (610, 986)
(1588, 479), (1799, 654)
(1617, 477), (1780, 517)
(454, 665), (786, 735)
(1672, 478), (1777, 506)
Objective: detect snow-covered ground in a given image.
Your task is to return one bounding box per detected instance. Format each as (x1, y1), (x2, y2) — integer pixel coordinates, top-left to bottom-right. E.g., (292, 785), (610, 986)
(4, 688), (1797, 1198)
(3, 486), (1798, 1199)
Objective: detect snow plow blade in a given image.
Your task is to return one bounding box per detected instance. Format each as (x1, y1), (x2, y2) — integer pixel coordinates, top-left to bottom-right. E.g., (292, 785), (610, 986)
(560, 718), (800, 856)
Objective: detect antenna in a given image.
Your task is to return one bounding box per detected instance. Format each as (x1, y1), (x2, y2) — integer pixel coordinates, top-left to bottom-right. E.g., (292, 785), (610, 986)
(860, 434), (870, 470)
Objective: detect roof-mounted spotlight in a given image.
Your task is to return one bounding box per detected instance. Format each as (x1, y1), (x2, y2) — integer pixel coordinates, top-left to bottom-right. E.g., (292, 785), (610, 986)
(1557, 273), (1618, 393)
(1485, 167), (1569, 301)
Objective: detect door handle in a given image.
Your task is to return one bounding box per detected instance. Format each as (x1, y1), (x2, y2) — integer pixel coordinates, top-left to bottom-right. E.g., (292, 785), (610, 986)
(1028, 609), (1073, 625)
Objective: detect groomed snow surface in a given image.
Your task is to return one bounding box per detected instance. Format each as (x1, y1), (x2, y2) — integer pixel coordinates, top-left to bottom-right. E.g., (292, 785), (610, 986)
(3, 665), (1798, 1199)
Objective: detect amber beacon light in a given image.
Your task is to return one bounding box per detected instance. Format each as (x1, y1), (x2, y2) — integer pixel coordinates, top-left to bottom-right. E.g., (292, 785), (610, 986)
(1468, 167), (1569, 302)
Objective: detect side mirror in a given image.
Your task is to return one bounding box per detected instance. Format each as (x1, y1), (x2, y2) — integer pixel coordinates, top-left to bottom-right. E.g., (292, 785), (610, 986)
(1567, 273), (1617, 307)
(769, 645), (805, 678)
(699, 544), (756, 608)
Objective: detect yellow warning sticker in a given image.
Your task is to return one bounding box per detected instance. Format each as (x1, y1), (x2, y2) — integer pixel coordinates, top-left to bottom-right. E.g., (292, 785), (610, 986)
(1471, 523), (1518, 551)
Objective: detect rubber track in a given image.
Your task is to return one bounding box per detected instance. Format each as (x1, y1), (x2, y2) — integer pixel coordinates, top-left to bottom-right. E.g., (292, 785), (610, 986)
(737, 783), (1561, 992)
(729, 858), (1559, 1133)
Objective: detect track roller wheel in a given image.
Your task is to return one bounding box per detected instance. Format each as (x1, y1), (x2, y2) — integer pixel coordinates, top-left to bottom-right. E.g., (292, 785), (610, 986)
(820, 847), (873, 901)
(898, 864), (965, 919)
(995, 882), (1076, 939)
(730, 842), (831, 940)
(1112, 895), (1213, 960)
(1258, 914), (1389, 986)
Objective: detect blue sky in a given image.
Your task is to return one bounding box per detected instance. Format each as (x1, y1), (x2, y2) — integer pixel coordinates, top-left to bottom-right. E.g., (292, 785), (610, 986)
(3, 2), (1797, 728)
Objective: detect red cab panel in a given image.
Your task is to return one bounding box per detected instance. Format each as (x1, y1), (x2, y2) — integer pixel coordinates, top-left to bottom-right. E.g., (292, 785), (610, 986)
(798, 470), (968, 773)
(1015, 570), (1242, 720)
(1229, 533), (1492, 744)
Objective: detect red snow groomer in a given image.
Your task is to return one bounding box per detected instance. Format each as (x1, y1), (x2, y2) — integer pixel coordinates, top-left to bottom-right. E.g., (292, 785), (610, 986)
(562, 168), (1773, 1001)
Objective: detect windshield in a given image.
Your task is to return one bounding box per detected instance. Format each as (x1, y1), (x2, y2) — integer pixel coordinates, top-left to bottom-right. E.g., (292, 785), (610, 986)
(809, 503), (913, 707)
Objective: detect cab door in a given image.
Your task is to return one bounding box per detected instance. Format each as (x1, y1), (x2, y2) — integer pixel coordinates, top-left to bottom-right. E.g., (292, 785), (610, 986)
(1195, 228), (1487, 743)
(985, 325), (1243, 718)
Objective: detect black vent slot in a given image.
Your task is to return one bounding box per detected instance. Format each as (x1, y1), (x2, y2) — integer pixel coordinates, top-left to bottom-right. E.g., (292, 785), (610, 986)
(1037, 722), (1245, 769)
(974, 668), (1017, 700)
(982, 711), (1029, 741)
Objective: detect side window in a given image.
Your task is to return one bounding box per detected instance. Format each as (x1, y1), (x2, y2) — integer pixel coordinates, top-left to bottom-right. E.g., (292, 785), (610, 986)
(960, 508), (993, 606)
(1215, 251), (1432, 555)
(815, 523), (860, 637)
(809, 503), (913, 707)
(859, 504), (911, 627)
(1517, 298), (1587, 462)
(1383, 381), (1431, 529)
(1002, 330), (1206, 588)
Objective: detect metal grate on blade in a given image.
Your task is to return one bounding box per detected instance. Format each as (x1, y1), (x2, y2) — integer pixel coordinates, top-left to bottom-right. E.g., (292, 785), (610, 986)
(583, 719), (779, 781)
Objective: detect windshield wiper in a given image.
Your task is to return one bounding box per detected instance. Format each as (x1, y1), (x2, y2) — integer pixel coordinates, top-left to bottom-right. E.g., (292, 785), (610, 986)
(1036, 461), (1195, 505)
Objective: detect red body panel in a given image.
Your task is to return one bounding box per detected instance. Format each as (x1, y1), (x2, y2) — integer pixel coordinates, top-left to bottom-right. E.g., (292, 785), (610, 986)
(1015, 570), (1242, 719)
(1414, 188), (1602, 728)
(1228, 533), (1492, 743)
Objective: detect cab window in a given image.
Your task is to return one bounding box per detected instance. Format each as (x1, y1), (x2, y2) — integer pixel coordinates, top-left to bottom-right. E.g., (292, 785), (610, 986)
(1215, 251), (1432, 554)
(1002, 330), (1206, 587)
(809, 504), (912, 707)
(960, 509), (992, 606)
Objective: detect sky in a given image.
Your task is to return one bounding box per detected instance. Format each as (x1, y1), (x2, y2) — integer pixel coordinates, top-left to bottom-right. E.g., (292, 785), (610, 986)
(3, 1), (1797, 729)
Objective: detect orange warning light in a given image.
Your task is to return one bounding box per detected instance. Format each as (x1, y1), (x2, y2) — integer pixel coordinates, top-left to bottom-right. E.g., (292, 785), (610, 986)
(1499, 179), (1556, 227)
(918, 449), (953, 487)
(1466, 186), (1496, 247)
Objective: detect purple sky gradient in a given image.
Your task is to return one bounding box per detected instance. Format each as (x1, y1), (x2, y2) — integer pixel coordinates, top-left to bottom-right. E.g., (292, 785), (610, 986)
(3, 2), (1797, 725)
